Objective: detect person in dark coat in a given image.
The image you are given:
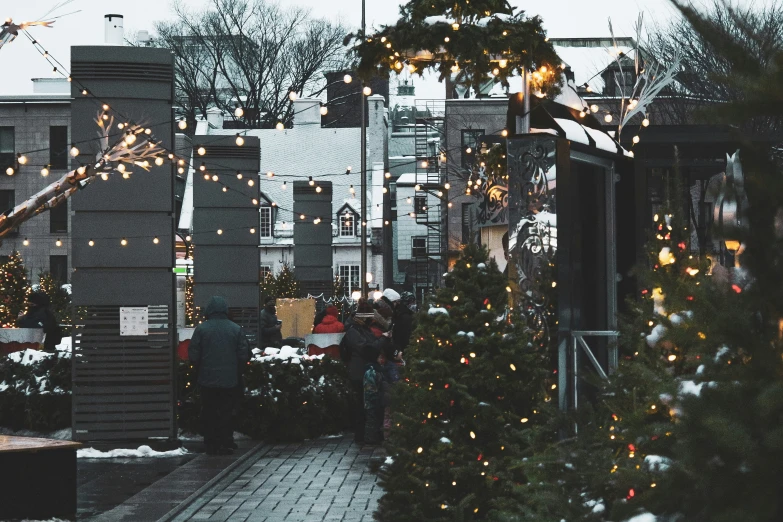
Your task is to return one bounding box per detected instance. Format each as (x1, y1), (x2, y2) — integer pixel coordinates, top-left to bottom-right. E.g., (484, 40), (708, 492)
(339, 301), (380, 444)
(259, 298), (283, 347)
(392, 292), (416, 352)
(189, 296), (250, 455)
(313, 306), (344, 334)
(17, 291), (61, 352)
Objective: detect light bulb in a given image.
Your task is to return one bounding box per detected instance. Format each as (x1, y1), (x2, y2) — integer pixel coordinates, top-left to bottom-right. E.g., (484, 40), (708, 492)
(88, 240), (94, 247)
(501, 129), (508, 137)
(212, 174), (219, 182)
(252, 199), (258, 205)
(153, 236), (160, 244)
(300, 214), (305, 220)
(267, 171), (274, 178)
(217, 229), (223, 235)
(343, 74), (352, 83)
(197, 146), (206, 156)
(204, 174), (210, 180)
(579, 111), (586, 118)
(319, 106), (328, 116)
(41, 167), (49, 177)
(122, 172), (130, 179)
(316, 186), (322, 193)
(101, 173), (109, 181)
(237, 172), (243, 179)
(642, 118), (650, 127)
(235, 107), (244, 118)
(178, 120), (187, 130)
(23, 238), (29, 246)
(288, 91), (298, 101)
(276, 122), (284, 130)
(117, 123), (124, 130)
(248, 179), (254, 186)
(632, 135), (640, 144)
(604, 114), (613, 123)
(382, 187), (388, 193)
(155, 157), (164, 166)
(444, 36), (450, 42)
(492, 68), (500, 76)
(222, 187), (227, 192)
(414, 184), (421, 191)
(185, 235), (191, 242)
(250, 228), (256, 234)
(282, 181), (287, 189)
(451, 22), (460, 30)
(444, 183), (450, 189)
(117, 163), (126, 173)
(6, 167), (14, 175)
(17, 154), (27, 165)
(363, 86), (372, 96)
(121, 238), (128, 246)
(309, 176), (314, 186)
(124, 133), (136, 145)
(590, 104), (599, 113)
(70, 144), (79, 157)
(385, 172), (391, 179)
(235, 134), (244, 146)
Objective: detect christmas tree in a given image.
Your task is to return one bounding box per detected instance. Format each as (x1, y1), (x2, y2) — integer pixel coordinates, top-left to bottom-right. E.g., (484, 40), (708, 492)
(0, 251), (31, 327)
(38, 272), (71, 327)
(272, 263), (301, 299)
(375, 244), (553, 520)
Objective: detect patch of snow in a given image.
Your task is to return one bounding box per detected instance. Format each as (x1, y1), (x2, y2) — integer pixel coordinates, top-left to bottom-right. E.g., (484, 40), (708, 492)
(0, 427), (72, 440)
(428, 307), (449, 316)
(385, 456), (394, 465)
(0, 382), (7, 392)
(645, 455), (672, 472)
(439, 437), (452, 443)
(646, 324), (668, 348)
(423, 15), (450, 25)
(624, 513), (658, 522)
(715, 346), (731, 362)
(669, 313), (684, 326)
(56, 337), (71, 353)
(564, 463), (575, 470)
(78, 445), (188, 459)
(279, 345), (299, 357)
(8, 349), (52, 366)
(679, 380), (704, 397)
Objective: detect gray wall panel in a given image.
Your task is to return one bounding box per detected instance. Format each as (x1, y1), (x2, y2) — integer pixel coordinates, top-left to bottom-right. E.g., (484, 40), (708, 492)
(194, 246), (259, 283)
(192, 209), (259, 245)
(194, 284), (259, 309)
(293, 182), (333, 284)
(72, 213), (172, 267)
(71, 271), (174, 306)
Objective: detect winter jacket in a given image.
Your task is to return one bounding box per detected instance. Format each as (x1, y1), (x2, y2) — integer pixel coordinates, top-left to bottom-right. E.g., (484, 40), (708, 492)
(259, 307), (283, 347)
(364, 363), (384, 411)
(17, 305), (61, 351)
(189, 296), (250, 389)
(313, 314), (344, 334)
(340, 322), (381, 381)
(392, 306), (415, 351)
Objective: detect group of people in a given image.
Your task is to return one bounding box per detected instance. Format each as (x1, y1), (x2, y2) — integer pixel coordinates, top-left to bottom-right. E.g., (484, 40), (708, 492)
(187, 289), (416, 455)
(339, 289), (416, 445)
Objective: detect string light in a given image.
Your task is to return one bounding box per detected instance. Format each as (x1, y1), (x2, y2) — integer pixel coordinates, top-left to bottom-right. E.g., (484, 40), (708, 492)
(178, 120), (187, 130)
(363, 86), (372, 96)
(309, 176), (315, 186)
(642, 118), (650, 127)
(237, 172), (243, 179)
(235, 134), (245, 146)
(120, 238), (128, 246)
(217, 229), (223, 235)
(604, 114), (613, 123)
(197, 146), (206, 156)
(40, 166), (49, 177)
(235, 107), (244, 118)
(276, 122), (284, 131)
(153, 236), (160, 244)
(155, 157), (164, 166)
(17, 154), (27, 165)
(248, 179), (255, 186)
(632, 136), (640, 144)
(320, 106), (328, 116)
(5, 166), (14, 175)
(343, 74), (352, 83)
(22, 238), (29, 246)
(70, 144), (80, 157)
(282, 181), (287, 189)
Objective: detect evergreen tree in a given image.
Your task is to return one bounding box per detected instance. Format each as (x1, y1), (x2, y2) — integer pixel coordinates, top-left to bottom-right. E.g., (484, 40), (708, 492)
(376, 244), (553, 520)
(0, 251), (31, 327)
(273, 263), (301, 299)
(38, 272), (71, 326)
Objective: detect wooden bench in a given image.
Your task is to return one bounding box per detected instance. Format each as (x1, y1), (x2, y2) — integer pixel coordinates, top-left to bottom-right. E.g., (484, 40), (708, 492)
(0, 436), (82, 520)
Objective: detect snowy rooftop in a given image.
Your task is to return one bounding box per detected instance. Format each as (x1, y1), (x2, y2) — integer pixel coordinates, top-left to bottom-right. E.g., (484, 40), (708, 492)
(551, 38), (636, 93)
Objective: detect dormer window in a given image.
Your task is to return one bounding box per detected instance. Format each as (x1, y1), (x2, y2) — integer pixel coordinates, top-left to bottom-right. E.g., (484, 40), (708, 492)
(339, 212), (355, 237)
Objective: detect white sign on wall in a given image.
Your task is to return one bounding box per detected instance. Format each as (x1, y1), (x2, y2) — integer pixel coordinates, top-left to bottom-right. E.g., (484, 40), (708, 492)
(120, 307), (149, 336)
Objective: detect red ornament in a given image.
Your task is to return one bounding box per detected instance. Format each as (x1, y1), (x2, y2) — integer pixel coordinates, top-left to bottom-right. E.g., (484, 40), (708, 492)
(628, 444), (636, 451)
(477, 453), (483, 461)
(641, 289), (649, 295)
(483, 298), (489, 305)
(686, 296), (694, 301)
(678, 241), (687, 250)
(732, 284), (742, 294)
(627, 489), (635, 499)
(444, 384), (450, 388)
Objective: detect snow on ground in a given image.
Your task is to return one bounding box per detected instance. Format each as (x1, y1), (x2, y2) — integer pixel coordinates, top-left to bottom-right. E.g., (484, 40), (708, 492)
(8, 348), (52, 365)
(251, 346), (325, 364)
(624, 514), (658, 522)
(178, 431), (249, 442)
(0, 427), (72, 440)
(77, 445), (189, 459)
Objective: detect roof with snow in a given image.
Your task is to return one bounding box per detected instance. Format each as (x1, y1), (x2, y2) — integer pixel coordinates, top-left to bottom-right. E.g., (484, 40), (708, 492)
(551, 38), (636, 94)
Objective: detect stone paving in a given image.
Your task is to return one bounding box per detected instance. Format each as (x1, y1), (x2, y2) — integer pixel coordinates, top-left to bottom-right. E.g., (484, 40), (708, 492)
(171, 436), (385, 522)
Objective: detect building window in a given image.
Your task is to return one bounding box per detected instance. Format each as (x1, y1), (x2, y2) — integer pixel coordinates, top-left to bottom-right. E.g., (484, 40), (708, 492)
(339, 212), (355, 237)
(461, 129), (484, 168)
(0, 189), (14, 213)
(49, 126), (68, 170)
(50, 200), (68, 233)
(412, 237), (426, 258)
(339, 265), (360, 296)
(50, 255), (68, 283)
(462, 203), (474, 244)
(260, 206), (273, 238)
(260, 265), (273, 281)
(414, 196), (427, 215)
(0, 127), (14, 171)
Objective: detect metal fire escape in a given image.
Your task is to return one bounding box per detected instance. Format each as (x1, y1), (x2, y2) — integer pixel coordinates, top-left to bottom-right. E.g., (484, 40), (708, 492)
(412, 100), (446, 299)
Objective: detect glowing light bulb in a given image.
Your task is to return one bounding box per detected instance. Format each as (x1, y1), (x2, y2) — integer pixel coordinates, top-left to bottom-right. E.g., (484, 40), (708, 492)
(41, 167), (49, 177)
(237, 172), (243, 179)
(604, 114), (613, 123)
(632, 135), (640, 144)
(501, 129), (508, 137)
(248, 179), (254, 186)
(101, 173), (109, 181)
(17, 154), (27, 165)
(288, 91), (298, 101)
(444, 182), (450, 190)
(250, 228), (256, 234)
(22, 238), (29, 246)
(309, 176), (314, 186)
(499, 59), (508, 68)
(363, 86), (372, 96)
(88, 240), (94, 247)
(579, 111), (586, 118)
(444, 36), (450, 42)
(234, 107), (244, 118)
(120, 238), (128, 246)
(319, 106), (328, 116)
(117, 163), (126, 173)
(384, 172), (391, 179)
(282, 181), (287, 189)
(276, 122), (284, 131)
(235, 134), (244, 146)
(217, 229), (223, 235)
(212, 174), (219, 182)
(70, 144), (80, 157)
(155, 157), (164, 166)
(153, 236), (160, 244)
(642, 118), (650, 127)
(343, 74), (353, 83)
(178, 120), (187, 130)
(316, 186), (322, 193)
(451, 22), (460, 30)
(197, 146), (206, 156)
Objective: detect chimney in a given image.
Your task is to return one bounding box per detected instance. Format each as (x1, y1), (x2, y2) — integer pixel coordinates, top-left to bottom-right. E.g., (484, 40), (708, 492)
(292, 98), (321, 127)
(104, 14), (124, 45)
(206, 107), (224, 130)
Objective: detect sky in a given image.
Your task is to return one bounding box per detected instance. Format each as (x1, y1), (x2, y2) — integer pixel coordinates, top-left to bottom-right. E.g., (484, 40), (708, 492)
(0, 0), (678, 95)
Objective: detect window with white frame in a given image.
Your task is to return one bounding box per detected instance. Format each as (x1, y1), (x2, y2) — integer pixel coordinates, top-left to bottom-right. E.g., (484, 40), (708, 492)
(260, 265), (273, 281)
(260, 206), (273, 238)
(339, 265), (360, 296)
(339, 212), (355, 237)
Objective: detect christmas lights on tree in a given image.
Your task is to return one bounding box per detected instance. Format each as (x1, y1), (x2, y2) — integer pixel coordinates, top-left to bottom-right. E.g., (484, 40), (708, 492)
(0, 251), (31, 328)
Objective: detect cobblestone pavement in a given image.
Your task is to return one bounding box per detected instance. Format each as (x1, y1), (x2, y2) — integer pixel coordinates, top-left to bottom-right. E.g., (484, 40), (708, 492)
(175, 436), (385, 522)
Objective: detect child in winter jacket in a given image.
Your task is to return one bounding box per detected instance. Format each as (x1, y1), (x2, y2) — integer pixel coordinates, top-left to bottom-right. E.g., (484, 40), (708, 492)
(313, 306), (345, 334)
(363, 351), (387, 444)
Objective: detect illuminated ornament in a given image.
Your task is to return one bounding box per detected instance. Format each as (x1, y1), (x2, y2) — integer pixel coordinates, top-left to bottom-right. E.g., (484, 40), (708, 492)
(197, 146), (206, 156)
(658, 246), (675, 266)
(509, 363), (516, 371)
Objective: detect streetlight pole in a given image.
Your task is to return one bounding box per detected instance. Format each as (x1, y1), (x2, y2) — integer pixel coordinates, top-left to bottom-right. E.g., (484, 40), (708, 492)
(360, 0), (368, 296)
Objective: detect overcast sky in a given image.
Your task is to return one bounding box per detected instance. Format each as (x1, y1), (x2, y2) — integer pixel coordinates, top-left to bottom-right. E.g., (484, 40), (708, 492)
(2, 0), (679, 95)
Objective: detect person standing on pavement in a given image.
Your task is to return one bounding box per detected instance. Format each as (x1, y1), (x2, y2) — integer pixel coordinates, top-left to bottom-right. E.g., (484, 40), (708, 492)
(339, 300), (380, 444)
(17, 291), (62, 352)
(259, 297), (283, 348)
(393, 291), (416, 352)
(189, 296), (250, 455)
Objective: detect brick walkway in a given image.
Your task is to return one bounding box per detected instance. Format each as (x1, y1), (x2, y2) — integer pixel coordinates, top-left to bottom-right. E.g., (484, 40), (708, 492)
(172, 436), (385, 522)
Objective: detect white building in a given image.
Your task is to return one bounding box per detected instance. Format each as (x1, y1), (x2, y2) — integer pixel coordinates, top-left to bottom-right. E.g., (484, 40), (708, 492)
(191, 95), (388, 295)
